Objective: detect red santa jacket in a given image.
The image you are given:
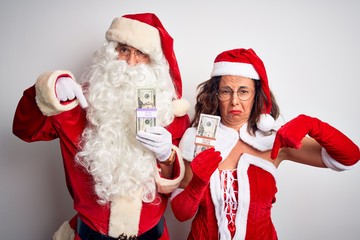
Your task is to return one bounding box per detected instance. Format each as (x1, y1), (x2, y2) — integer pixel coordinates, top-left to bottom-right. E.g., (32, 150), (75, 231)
(13, 71), (190, 238)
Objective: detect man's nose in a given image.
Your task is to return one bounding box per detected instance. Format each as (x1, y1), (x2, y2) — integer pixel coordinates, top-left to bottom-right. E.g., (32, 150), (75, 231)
(126, 53), (138, 66)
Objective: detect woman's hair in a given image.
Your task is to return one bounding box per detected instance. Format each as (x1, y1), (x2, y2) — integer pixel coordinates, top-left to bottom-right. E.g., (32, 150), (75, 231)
(191, 76), (280, 135)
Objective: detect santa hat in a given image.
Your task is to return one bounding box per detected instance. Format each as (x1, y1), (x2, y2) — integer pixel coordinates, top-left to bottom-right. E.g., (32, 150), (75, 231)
(211, 48), (275, 132)
(105, 13), (189, 117)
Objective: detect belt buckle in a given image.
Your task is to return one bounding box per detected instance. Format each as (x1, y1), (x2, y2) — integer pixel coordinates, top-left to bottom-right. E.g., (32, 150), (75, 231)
(117, 233), (137, 240)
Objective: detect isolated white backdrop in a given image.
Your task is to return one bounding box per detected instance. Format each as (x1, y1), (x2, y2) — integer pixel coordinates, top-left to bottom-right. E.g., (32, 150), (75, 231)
(1, 0), (359, 239)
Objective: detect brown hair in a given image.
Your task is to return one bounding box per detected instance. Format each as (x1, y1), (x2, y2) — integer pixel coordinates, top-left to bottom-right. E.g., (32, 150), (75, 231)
(191, 76), (280, 135)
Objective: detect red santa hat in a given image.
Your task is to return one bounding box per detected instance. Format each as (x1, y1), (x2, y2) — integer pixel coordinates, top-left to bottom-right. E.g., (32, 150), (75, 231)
(211, 48), (275, 132)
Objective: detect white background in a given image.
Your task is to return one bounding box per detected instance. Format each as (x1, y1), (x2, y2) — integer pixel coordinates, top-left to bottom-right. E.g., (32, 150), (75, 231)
(1, 0), (359, 239)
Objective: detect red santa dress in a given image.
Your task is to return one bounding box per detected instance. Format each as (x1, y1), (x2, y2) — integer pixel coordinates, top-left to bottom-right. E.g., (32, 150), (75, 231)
(178, 122), (278, 240)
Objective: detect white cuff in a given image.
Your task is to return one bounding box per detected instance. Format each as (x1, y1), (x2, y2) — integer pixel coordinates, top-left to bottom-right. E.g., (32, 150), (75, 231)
(35, 70), (79, 116)
(321, 148), (354, 171)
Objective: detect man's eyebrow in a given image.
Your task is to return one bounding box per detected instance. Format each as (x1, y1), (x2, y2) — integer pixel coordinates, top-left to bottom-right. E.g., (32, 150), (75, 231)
(117, 43), (129, 47)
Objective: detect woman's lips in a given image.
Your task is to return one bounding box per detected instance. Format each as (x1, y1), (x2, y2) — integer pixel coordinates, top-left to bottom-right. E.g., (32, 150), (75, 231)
(229, 110), (242, 114)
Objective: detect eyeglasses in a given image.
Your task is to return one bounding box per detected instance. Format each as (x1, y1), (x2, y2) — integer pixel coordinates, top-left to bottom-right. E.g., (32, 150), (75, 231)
(116, 45), (150, 62)
(216, 87), (254, 101)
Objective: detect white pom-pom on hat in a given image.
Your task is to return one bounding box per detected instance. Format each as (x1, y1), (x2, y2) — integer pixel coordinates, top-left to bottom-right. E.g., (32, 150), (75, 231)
(172, 98), (190, 117)
(257, 113), (275, 132)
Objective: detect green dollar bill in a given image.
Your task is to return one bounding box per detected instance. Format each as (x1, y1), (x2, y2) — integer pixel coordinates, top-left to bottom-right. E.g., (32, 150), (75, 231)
(194, 114), (221, 157)
(136, 88), (157, 133)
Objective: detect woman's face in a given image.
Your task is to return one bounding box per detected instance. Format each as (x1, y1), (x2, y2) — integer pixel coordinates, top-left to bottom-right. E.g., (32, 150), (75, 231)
(218, 75), (255, 130)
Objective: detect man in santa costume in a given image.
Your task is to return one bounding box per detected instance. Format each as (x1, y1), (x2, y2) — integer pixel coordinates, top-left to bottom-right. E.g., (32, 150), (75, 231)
(12, 13), (190, 240)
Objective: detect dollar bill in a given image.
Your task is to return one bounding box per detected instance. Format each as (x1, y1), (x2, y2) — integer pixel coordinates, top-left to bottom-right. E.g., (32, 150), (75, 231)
(136, 88), (157, 133)
(193, 113), (221, 157)
(137, 88), (156, 109)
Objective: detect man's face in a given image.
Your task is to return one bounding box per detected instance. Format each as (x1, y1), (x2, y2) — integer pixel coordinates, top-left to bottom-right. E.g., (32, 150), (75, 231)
(116, 43), (151, 66)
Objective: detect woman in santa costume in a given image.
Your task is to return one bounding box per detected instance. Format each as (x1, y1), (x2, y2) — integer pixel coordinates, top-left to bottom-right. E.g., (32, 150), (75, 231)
(13, 13), (190, 240)
(170, 48), (360, 240)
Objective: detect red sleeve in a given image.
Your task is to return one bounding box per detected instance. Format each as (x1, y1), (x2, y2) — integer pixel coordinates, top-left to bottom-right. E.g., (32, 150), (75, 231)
(12, 85), (58, 142)
(166, 114), (190, 147)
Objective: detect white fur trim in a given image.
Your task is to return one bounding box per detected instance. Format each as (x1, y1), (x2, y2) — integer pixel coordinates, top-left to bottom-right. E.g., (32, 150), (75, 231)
(155, 145), (185, 194)
(108, 189), (143, 237)
(179, 128), (198, 161)
(211, 62), (260, 79)
(35, 70), (79, 116)
(321, 148), (354, 171)
(172, 98), (190, 117)
(240, 116), (284, 152)
(241, 153), (277, 178)
(232, 156), (251, 240)
(239, 123), (275, 152)
(210, 169), (232, 239)
(106, 17), (162, 56)
(52, 221), (75, 240)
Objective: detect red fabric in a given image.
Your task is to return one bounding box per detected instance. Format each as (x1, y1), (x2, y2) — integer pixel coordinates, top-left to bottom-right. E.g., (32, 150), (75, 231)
(12, 85), (189, 237)
(191, 148), (222, 180)
(187, 187), (219, 240)
(165, 114), (190, 146)
(246, 165), (278, 240)
(171, 148), (221, 221)
(171, 174), (209, 222)
(181, 164), (278, 240)
(271, 114), (360, 165)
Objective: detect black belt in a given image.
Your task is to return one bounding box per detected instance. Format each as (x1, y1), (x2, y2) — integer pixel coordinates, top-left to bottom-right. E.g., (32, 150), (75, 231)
(77, 216), (164, 240)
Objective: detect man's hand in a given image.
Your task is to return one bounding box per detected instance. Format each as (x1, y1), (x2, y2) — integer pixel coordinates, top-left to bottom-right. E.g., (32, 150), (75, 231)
(55, 77), (88, 108)
(137, 126), (172, 162)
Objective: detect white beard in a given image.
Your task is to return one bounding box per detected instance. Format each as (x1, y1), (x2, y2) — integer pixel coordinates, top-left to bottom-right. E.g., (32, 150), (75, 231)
(76, 41), (175, 204)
